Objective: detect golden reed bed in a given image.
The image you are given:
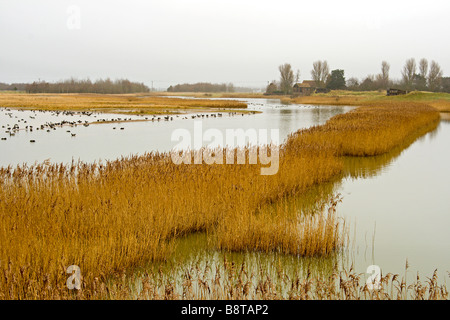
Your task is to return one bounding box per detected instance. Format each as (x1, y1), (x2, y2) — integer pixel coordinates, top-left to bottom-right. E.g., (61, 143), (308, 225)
(283, 90), (450, 112)
(0, 101), (441, 299)
(0, 93), (247, 114)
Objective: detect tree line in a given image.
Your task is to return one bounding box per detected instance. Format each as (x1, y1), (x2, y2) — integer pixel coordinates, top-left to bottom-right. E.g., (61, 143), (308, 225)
(23, 78), (150, 94)
(268, 58), (448, 95)
(0, 82), (27, 91)
(167, 82), (236, 93)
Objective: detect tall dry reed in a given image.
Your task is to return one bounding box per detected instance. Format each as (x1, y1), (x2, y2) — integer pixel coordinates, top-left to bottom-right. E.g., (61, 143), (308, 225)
(0, 101), (440, 299)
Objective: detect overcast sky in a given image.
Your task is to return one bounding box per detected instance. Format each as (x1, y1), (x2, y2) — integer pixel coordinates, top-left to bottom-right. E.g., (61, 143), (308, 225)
(1, 0), (449, 89)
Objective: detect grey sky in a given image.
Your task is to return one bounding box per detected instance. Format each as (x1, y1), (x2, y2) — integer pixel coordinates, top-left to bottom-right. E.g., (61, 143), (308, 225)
(1, 0), (449, 89)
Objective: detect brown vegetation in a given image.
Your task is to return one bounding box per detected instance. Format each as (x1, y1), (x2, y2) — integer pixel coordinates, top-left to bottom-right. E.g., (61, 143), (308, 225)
(0, 100), (440, 299)
(284, 90), (450, 112)
(103, 260), (449, 300)
(0, 92), (247, 114)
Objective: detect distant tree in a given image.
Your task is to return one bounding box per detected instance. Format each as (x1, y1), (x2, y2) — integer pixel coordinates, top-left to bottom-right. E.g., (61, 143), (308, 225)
(0, 82), (26, 91)
(412, 58), (429, 90)
(346, 77), (360, 91)
(428, 60), (443, 92)
(377, 61), (390, 89)
(167, 82), (234, 93)
(413, 73), (427, 91)
(25, 78), (149, 94)
(265, 81), (279, 95)
(278, 63), (294, 95)
(326, 69), (346, 90)
(295, 69), (301, 84)
(419, 58), (428, 79)
(359, 75), (376, 91)
(441, 77), (450, 93)
(311, 60), (330, 88)
(402, 58), (416, 90)
(228, 83), (235, 92)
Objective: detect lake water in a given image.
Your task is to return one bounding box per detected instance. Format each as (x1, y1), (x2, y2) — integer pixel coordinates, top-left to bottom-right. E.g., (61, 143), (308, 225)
(0, 99), (352, 166)
(1, 98), (449, 284)
(339, 119), (450, 279)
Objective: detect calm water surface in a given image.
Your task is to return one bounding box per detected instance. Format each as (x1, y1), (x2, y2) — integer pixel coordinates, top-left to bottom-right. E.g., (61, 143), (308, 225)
(0, 99), (351, 166)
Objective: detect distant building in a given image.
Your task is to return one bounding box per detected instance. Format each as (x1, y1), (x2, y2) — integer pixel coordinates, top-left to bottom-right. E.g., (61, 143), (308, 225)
(387, 88), (408, 96)
(293, 80), (330, 96)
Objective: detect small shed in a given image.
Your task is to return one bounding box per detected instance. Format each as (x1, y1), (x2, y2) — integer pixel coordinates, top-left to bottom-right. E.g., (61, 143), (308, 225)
(387, 88), (407, 96)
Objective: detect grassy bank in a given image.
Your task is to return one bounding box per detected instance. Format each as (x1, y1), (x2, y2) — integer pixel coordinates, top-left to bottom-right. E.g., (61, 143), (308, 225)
(0, 101), (440, 299)
(149, 92), (284, 99)
(0, 92), (247, 115)
(283, 90), (450, 112)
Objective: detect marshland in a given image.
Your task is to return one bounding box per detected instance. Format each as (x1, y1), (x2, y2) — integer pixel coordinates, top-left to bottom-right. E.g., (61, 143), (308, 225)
(2, 0), (450, 303)
(0, 90), (449, 300)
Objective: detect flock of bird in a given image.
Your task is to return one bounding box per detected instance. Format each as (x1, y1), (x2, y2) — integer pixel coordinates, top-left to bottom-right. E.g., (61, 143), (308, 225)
(0, 108), (257, 143)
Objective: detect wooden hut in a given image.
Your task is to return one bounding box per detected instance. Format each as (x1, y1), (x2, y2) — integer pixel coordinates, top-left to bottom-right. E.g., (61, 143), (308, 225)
(387, 88), (407, 96)
(293, 80), (317, 96)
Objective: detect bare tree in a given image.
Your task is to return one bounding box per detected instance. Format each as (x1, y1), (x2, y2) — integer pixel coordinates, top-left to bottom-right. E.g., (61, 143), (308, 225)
(311, 60), (330, 88)
(378, 61), (390, 89)
(346, 77), (360, 90)
(402, 58), (416, 90)
(415, 58), (429, 90)
(279, 63), (294, 95)
(428, 60), (443, 92)
(419, 58), (428, 78)
(295, 69), (301, 84)
(311, 61), (322, 86)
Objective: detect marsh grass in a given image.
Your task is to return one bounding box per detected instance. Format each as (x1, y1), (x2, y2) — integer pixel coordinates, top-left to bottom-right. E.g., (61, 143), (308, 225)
(0, 92), (247, 114)
(0, 101), (441, 299)
(285, 101), (440, 156)
(26, 256), (448, 300)
(131, 261), (448, 300)
(150, 92), (285, 99)
(285, 90), (450, 112)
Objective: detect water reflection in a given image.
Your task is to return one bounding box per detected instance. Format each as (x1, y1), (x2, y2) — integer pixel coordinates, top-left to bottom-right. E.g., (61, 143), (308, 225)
(139, 119), (449, 286)
(343, 122), (441, 179)
(338, 121), (450, 280)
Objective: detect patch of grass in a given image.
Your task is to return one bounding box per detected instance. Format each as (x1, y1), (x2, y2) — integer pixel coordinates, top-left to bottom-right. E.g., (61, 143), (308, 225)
(285, 90), (450, 112)
(0, 92), (248, 114)
(151, 91), (286, 99)
(375, 91), (450, 112)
